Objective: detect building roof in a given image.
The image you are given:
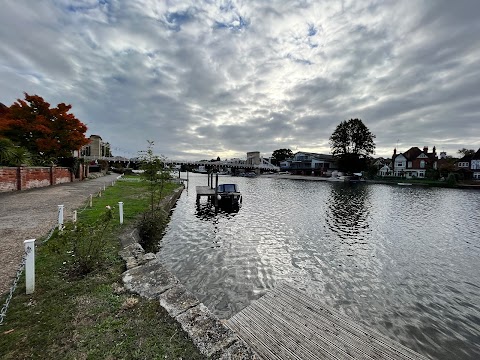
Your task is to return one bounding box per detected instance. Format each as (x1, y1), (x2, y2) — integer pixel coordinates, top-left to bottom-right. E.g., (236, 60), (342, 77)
(394, 146), (437, 162)
(294, 151), (334, 160)
(457, 154), (474, 162)
(472, 148), (480, 160)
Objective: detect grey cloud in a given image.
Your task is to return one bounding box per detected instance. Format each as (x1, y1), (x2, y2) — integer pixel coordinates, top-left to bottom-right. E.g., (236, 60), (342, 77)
(1, 0), (479, 160)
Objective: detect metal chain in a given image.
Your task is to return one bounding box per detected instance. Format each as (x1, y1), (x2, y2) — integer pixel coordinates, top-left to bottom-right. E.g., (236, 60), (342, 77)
(77, 193), (93, 214)
(0, 247), (32, 326)
(41, 206), (61, 245)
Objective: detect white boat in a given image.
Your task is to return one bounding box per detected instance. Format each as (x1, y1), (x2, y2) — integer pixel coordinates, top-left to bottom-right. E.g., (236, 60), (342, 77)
(327, 176), (347, 182)
(398, 182), (412, 186)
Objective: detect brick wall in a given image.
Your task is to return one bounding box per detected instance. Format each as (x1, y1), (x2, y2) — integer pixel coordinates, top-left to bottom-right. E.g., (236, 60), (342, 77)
(0, 168), (17, 192)
(0, 166), (74, 192)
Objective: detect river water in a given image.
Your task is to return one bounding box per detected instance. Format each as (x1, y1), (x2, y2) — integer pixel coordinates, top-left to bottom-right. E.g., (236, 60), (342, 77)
(160, 173), (480, 359)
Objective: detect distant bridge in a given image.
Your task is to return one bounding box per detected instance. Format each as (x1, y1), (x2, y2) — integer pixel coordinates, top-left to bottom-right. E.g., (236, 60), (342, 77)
(82, 156), (280, 171)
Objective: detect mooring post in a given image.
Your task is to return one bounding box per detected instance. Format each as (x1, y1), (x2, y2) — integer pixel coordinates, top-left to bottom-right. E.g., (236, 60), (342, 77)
(89, 194), (93, 207)
(24, 239), (35, 294)
(99, 188), (102, 197)
(73, 210), (77, 223)
(58, 205), (64, 230)
(118, 201), (124, 224)
(215, 173), (219, 208)
(103, 183), (106, 191)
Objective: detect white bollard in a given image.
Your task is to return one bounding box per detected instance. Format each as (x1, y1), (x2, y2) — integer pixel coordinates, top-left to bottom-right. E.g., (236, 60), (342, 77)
(89, 194), (93, 207)
(24, 239), (35, 294)
(103, 183), (106, 191)
(118, 201), (124, 224)
(99, 188), (102, 197)
(73, 210), (77, 223)
(58, 205), (64, 230)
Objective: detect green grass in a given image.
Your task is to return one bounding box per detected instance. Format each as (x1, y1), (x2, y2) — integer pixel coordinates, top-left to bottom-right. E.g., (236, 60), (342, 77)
(0, 176), (205, 360)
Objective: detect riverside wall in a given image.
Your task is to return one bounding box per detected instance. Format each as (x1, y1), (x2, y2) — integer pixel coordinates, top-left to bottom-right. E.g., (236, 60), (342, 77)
(119, 186), (258, 359)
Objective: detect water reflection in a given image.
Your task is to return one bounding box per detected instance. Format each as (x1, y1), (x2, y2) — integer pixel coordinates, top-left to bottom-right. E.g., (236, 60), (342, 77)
(326, 183), (371, 246)
(160, 174), (480, 359)
(195, 203), (239, 221)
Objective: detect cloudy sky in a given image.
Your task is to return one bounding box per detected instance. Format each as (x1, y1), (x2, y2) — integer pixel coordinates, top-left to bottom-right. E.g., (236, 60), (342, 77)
(1, 0), (479, 160)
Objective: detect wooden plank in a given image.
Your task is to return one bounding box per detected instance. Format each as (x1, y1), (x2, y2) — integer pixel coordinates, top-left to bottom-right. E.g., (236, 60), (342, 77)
(265, 286), (407, 360)
(226, 283), (428, 360)
(196, 186), (215, 196)
(277, 284), (425, 359)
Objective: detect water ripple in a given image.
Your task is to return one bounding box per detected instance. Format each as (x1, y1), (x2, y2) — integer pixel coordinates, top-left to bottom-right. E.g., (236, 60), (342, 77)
(161, 174), (480, 359)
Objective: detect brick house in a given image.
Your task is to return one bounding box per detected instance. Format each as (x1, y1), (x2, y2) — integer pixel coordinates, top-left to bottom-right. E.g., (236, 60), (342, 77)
(456, 148), (480, 180)
(391, 146), (438, 178)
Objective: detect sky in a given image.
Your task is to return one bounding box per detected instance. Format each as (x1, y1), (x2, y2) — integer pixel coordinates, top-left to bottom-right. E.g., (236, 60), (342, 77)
(1, 0), (479, 160)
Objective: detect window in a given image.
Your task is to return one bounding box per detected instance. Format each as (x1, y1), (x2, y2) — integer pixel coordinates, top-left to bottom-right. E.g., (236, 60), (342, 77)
(420, 160), (425, 168)
(396, 162), (404, 167)
(408, 161), (412, 168)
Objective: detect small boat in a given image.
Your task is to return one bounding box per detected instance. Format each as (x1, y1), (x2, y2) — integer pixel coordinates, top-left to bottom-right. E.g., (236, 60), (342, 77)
(349, 173), (365, 183)
(216, 184), (242, 207)
(327, 176), (347, 182)
(398, 182), (412, 186)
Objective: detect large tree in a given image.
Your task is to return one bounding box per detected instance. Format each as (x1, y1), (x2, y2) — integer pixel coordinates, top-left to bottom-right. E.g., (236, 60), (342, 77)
(458, 148), (475, 157)
(329, 118), (376, 172)
(271, 148), (293, 166)
(0, 93), (89, 163)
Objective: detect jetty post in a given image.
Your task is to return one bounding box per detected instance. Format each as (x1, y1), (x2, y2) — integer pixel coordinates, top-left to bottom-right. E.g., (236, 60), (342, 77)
(214, 173), (219, 209)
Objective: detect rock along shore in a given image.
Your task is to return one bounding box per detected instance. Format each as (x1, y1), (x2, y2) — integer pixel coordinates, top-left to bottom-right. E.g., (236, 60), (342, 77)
(119, 187), (258, 359)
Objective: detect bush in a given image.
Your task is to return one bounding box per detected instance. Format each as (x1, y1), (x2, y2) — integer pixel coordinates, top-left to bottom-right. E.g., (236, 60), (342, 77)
(446, 173), (457, 186)
(61, 206), (114, 275)
(138, 210), (168, 253)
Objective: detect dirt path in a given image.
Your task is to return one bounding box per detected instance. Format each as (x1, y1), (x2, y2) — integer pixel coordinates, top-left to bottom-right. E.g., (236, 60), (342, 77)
(0, 174), (120, 296)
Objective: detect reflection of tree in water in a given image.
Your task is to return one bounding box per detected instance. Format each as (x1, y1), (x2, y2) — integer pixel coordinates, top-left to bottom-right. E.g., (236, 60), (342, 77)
(326, 183), (371, 246)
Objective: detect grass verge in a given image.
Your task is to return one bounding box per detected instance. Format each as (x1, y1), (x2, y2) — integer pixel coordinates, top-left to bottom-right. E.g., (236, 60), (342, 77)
(0, 176), (205, 360)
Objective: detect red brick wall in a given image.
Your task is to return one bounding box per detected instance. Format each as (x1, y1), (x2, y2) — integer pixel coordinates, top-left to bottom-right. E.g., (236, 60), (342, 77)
(25, 168), (51, 189)
(0, 166), (73, 192)
(0, 168), (17, 192)
(56, 167), (71, 184)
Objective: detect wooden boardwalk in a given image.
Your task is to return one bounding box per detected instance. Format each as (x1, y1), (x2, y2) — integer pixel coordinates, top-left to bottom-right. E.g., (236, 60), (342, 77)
(226, 283), (428, 360)
(196, 186), (215, 203)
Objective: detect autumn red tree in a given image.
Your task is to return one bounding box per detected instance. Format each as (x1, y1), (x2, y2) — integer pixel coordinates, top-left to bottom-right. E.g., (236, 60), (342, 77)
(0, 93), (89, 162)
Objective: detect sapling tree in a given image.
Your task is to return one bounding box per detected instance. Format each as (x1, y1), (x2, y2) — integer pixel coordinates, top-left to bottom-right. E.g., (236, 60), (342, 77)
(138, 141), (172, 252)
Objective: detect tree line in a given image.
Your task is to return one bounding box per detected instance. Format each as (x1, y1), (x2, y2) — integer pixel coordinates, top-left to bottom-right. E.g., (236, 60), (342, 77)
(0, 93), (88, 166)
(270, 118), (376, 173)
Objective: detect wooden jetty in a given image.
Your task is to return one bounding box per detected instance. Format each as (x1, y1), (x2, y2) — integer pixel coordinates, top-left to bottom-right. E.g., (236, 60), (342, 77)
(226, 283), (428, 360)
(196, 185), (216, 203)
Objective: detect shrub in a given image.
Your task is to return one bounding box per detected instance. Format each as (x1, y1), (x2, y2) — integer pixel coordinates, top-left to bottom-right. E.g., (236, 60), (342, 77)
(138, 210), (168, 253)
(61, 206), (114, 275)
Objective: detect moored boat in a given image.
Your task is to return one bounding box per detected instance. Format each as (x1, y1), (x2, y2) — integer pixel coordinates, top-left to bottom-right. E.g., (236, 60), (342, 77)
(216, 183), (242, 207)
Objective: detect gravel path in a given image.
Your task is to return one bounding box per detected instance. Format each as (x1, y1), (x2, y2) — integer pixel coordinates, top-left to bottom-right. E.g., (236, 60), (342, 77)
(0, 174), (120, 296)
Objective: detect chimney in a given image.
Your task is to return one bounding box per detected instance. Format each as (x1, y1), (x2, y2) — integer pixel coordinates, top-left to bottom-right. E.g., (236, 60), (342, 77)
(433, 146), (436, 156)
(423, 146), (428, 154)
(393, 148), (397, 156)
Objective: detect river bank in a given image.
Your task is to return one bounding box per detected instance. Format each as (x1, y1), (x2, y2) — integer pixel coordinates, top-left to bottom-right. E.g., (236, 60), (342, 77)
(261, 173), (480, 188)
(0, 177), (207, 359)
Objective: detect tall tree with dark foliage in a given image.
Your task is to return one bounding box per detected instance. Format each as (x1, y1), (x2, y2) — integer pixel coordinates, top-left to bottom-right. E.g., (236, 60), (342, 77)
(329, 118), (376, 172)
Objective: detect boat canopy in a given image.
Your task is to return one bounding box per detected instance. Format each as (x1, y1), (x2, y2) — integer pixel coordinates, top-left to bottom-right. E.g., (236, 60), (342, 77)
(217, 184), (239, 193)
